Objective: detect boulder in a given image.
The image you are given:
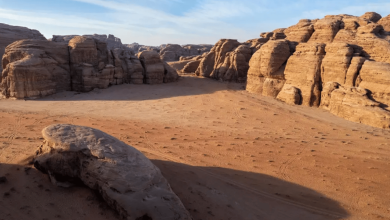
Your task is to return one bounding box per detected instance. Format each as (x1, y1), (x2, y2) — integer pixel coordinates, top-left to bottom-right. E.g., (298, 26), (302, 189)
(69, 36), (114, 92)
(358, 61), (390, 109)
(246, 40), (291, 97)
(276, 85), (301, 105)
(360, 12), (382, 23)
(182, 60), (201, 74)
(320, 43), (354, 85)
(138, 51), (179, 84)
(1, 40), (70, 99)
(277, 43), (326, 107)
(111, 48), (144, 84)
(0, 23), (46, 73)
(326, 86), (390, 128)
(34, 124), (192, 220)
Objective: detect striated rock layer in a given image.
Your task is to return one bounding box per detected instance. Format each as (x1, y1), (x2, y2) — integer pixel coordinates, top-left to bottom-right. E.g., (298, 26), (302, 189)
(34, 124), (192, 220)
(1, 37), (179, 99)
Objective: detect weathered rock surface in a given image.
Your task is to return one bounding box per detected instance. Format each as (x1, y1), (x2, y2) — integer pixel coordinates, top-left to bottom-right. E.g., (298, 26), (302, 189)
(322, 85), (390, 128)
(160, 44), (212, 62)
(195, 39), (248, 82)
(34, 124), (192, 220)
(182, 60), (201, 74)
(52, 34), (128, 52)
(277, 43), (326, 107)
(211, 45), (251, 82)
(378, 15), (390, 32)
(0, 23), (46, 73)
(246, 40), (291, 97)
(1, 36), (178, 99)
(360, 12), (382, 23)
(358, 61), (390, 109)
(69, 36), (113, 92)
(139, 51), (179, 84)
(1, 40), (70, 99)
(321, 43), (354, 85)
(345, 57), (366, 87)
(308, 15), (342, 43)
(285, 19), (315, 43)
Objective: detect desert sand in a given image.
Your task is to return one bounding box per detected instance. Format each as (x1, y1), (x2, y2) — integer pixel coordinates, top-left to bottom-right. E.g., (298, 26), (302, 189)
(0, 75), (389, 220)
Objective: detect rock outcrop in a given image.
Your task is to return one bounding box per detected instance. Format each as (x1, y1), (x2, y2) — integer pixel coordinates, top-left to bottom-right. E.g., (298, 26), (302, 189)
(52, 34), (127, 51)
(182, 60), (201, 74)
(246, 40), (291, 97)
(160, 44), (212, 62)
(0, 23), (46, 73)
(34, 124), (192, 220)
(378, 15), (390, 32)
(1, 37), (179, 99)
(1, 40), (70, 99)
(277, 43), (326, 107)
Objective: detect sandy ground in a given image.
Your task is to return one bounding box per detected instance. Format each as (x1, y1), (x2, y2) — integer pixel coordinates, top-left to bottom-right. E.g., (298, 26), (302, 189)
(0, 75), (389, 220)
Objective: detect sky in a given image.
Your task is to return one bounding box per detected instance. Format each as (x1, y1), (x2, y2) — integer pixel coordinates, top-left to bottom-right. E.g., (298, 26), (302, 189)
(0, 0), (389, 46)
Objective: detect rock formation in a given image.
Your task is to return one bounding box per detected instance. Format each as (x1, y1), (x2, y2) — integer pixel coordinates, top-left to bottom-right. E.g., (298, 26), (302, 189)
(160, 44), (212, 62)
(1, 40), (70, 99)
(182, 60), (201, 74)
(51, 34), (127, 51)
(243, 12), (390, 128)
(1, 37), (179, 99)
(277, 43), (326, 107)
(34, 124), (192, 220)
(0, 23), (46, 73)
(246, 40), (291, 97)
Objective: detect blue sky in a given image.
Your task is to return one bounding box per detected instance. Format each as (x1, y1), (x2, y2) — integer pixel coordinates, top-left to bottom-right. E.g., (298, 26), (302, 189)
(0, 0), (389, 45)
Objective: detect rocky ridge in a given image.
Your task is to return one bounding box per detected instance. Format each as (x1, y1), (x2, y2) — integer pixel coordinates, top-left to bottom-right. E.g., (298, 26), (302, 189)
(195, 12), (390, 128)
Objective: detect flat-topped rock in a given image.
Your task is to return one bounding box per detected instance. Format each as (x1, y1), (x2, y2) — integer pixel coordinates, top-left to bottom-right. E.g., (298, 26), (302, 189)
(34, 124), (191, 220)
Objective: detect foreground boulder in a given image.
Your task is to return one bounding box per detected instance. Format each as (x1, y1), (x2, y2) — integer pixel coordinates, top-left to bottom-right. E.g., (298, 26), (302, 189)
(34, 124), (192, 220)
(1, 40), (70, 99)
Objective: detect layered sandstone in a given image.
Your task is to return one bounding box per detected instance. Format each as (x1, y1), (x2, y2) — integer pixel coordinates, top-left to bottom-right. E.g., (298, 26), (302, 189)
(1, 40), (70, 99)
(34, 124), (192, 220)
(1, 36), (178, 99)
(277, 43), (326, 107)
(0, 23), (46, 73)
(246, 40), (291, 97)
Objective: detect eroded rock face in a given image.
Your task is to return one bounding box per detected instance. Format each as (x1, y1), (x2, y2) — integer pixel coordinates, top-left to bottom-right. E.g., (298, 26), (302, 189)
(309, 15), (342, 43)
(321, 43), (354, 85)
(0, 23), (46, 73)
(246, 40), (291, 97)
(358, 61), (390, 109)
(378, 15), (390, 32)
(34, 124), (192, 220)
(69, 36), (114, 92)
(182, 60), (201, 74)
(139, 51), (179, 84)
(1, 40), (70, 99)
(360, 12), (382, 23)
(277, 43), (326, 107)
(325, 86), (390, 128)
(285, 19), (315, 43)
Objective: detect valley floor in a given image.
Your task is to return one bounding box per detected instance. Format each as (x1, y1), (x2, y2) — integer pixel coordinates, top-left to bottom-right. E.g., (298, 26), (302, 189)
(0, 75), (389, 220)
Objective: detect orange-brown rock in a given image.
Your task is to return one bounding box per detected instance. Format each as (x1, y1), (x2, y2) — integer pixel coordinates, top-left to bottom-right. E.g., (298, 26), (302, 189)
(327, 86), (390, 128)
(182, 60), (201, 74)
(246, 40), (290, 97)
(1, 40), (70, 99)
(195, 39), (242, 81)
(378, 14), (390, 32)
(285, 19), (315, 43)
(358, 61), (390, 109)
(345, 57), (366, 87)
(309, 15), (342, 43)
(111, 48), (144, 84)
(321, 43), (354, 85)
(211, 45), (251, 82)
(360, 12), (382, 23)
(277, 43), (326, 107)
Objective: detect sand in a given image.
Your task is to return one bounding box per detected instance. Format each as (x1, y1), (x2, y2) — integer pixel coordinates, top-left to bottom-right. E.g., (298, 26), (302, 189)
(0, 75), (389, 220)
